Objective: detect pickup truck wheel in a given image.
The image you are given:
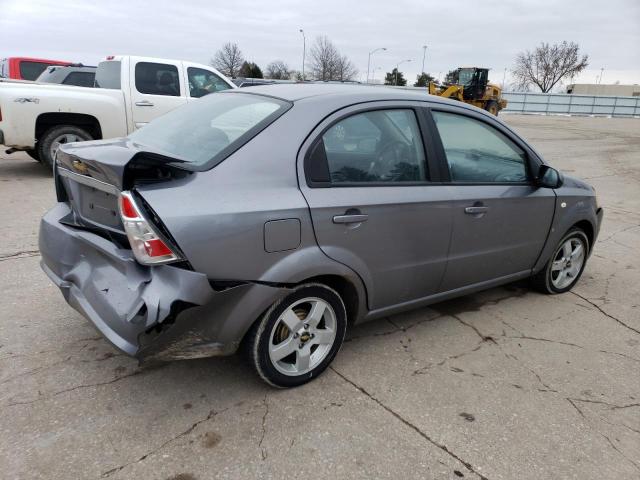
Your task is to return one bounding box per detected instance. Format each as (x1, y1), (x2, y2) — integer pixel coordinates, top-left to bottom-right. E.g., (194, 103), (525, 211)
(38, 125), (93, 170)
(245, 283), (347, 388)
(531, 228), (589, 294)
(26, 150), (41, 162)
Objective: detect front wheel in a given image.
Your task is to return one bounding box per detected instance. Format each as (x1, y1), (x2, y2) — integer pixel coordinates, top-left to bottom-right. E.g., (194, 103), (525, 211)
(485, 100), (499, 116)
(245, 283), (347, 388)
(532, 228), (589, 294)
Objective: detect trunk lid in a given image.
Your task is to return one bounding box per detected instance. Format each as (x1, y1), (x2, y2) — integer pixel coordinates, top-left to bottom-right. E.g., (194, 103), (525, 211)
(55, 139), (191, 234)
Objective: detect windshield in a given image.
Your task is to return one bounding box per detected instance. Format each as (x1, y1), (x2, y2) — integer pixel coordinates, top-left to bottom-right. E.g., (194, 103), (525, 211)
(128, 93), (290, 168)
(457, 69), (475, 86)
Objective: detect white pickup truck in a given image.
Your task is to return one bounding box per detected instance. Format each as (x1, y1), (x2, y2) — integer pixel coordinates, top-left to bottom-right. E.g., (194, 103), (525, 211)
(0, 55), (235, 168)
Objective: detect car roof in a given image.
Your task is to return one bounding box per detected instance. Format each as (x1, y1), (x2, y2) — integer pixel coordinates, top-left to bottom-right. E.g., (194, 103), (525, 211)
(226, 83), (473, 109)
(45, 65), (96, 72)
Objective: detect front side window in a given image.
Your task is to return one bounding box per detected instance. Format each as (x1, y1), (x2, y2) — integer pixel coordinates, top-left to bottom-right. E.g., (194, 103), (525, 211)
(128, 93), (289, 168)
(322, 109), (428, 183)
(432, 111), (528, 183)
(188, 67), (231, 98)
(135, 62), (180, 96)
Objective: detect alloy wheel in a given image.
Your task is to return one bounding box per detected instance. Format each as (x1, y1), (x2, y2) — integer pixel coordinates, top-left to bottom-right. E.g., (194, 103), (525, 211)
(550, 237), (586, 289)
(268, 297), (337, 376)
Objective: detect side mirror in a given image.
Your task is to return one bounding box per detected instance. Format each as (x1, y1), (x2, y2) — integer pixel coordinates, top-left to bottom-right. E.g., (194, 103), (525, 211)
(537, 164), (563, 189)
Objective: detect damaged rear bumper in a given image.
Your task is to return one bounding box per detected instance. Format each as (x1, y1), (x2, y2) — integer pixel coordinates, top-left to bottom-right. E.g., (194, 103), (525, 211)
(39, 203), (288, 361)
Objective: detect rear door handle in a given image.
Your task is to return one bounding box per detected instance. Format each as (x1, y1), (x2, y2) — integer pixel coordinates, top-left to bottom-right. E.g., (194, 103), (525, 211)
(332, 214), (369, 224)
(464, 206), (489, 214)
(135, 100), (154, 107)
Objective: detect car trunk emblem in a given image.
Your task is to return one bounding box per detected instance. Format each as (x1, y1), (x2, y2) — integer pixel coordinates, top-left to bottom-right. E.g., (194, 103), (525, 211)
(72, 160), (89, 174)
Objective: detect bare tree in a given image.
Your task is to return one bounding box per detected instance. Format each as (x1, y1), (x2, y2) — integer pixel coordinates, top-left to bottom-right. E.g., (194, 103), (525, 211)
(211, 43), (245, 78)
(335, 55), (358, 81)
(308, 36), (339, 81)
(512, 41), (588, 93)
(266, 60), (292, 80)
(308, 36), (358, 82)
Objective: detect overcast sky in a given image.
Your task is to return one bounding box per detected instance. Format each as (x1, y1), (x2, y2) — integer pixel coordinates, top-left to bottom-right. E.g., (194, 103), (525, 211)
(2, 0), (639, 87)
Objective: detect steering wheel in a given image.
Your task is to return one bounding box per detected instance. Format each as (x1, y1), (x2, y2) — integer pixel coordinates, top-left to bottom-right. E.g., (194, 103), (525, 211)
(369, 141), (408, 178)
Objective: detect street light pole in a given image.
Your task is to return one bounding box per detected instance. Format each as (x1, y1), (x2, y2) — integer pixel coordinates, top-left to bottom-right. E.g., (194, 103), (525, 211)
(395, 59), (411, 86)
(502, 67), (507, 89)
(599, 67), (604, 84)
(299, 29), (306, 81)
(367, 47), (387, 84)
(421, 45), (427, 74)
(372, 66), (382, 83)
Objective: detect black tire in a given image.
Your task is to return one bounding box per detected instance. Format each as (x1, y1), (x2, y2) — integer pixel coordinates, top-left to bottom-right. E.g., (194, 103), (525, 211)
(485, 100), (499, 116)
(26, 149), (41, 162)
(531, 228), (589, 294)
(245, 283), (347, 388)
(37, 125), (93, 170)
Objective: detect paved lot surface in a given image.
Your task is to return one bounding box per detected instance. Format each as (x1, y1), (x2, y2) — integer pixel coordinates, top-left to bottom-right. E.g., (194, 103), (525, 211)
(1, 115), (639, 480)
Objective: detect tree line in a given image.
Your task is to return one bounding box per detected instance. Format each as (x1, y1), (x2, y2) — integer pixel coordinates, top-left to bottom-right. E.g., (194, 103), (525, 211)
(211, 36), (357, 81)
(213, 38), (589, 93)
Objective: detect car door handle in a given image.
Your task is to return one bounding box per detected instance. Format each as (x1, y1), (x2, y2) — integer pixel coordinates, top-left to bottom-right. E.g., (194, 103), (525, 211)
(332, 214), (369, 224)
(464, 206), (489, 214)
(135, 100), (154, 107)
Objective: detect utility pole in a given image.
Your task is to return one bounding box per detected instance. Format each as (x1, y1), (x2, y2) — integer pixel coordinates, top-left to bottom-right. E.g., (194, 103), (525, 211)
(599, 67), (604, 84)
(421, 45), (427, 75)
(299, 29), (306, 81)
(502, 67), (507, 89)
(367, 47), (386, 84)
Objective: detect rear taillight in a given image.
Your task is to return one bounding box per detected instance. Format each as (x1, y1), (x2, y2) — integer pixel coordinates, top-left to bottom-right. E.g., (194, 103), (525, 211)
(118, 191), (181, 265)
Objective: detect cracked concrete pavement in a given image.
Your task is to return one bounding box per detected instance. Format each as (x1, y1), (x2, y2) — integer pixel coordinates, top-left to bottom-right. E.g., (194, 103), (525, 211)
(1, 114), (639, 479)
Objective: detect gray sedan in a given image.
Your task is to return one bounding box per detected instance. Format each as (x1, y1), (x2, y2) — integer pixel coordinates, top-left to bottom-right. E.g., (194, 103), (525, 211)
(39, 85), (603, 387)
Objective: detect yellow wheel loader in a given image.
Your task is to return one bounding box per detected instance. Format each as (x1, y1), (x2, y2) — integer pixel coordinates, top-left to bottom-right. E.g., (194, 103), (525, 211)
(428, 67), (507, 115)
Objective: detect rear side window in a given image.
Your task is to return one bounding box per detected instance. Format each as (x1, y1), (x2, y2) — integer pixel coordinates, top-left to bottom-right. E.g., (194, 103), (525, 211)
(19, 61), (50, 80)
(95, 61), (121, 89)
(321, 109), (428, 183)
(128, 93), (290, 168)
(135, 62), (180, 96)
(62, 71), (95, 87)
(432, 111), (528, 183)
(188, 67), (231, 98)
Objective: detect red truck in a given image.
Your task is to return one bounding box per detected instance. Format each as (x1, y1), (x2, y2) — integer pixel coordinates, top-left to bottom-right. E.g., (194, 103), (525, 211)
(0, 57), (72, 81)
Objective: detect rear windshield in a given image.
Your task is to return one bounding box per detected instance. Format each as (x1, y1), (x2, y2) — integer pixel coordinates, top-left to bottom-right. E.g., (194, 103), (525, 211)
(19, 61), (51, 80)
(95, 61), (121, 89)
(128, 93), (291, 169)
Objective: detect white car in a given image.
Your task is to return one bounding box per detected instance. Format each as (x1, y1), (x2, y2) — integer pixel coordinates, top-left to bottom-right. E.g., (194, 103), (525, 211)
(0, 55), (235, 168)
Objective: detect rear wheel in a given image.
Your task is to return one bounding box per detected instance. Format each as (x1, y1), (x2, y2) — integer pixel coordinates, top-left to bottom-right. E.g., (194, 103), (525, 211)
(245, 283), (347, 388)
(485, 100), (499, 116)
(38, 125), (93, 170)
(532, 228), (589, 294)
